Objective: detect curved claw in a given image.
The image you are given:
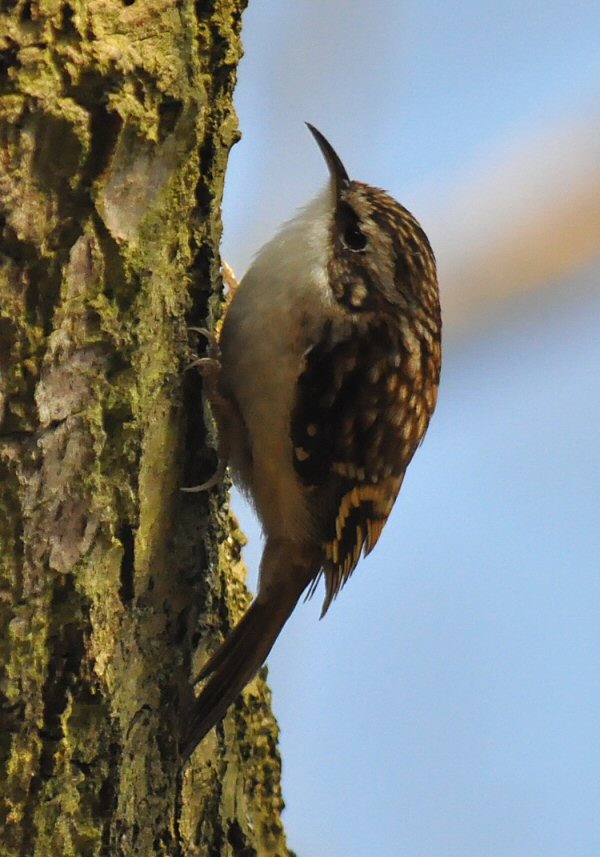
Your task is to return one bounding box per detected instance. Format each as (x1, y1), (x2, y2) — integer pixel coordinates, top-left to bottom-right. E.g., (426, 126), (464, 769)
(188, 326), (221, 359)
(186, 356), (221, 375)
(188, 325), (214, 341)
(181, 458), (226, 493)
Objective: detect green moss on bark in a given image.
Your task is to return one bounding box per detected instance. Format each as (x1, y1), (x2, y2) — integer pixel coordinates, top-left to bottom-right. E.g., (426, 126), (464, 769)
(0, 2), (292, 855)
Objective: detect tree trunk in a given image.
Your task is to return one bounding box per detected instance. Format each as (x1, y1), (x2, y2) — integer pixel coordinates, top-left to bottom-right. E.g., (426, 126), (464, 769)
(0, 2), (291, 855)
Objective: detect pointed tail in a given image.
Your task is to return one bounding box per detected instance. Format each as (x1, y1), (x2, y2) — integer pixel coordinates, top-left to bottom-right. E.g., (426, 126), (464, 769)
(181, 542), (319, 762)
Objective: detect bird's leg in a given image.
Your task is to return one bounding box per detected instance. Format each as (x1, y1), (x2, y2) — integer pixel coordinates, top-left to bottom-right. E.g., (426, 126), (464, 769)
(183, 327), (231, 492)
(183, 261), (247, 492)
(186, 326), (221, 389)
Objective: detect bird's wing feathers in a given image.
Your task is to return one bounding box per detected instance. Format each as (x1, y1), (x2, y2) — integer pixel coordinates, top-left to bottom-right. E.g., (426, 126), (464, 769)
(291, 321), (423, 613)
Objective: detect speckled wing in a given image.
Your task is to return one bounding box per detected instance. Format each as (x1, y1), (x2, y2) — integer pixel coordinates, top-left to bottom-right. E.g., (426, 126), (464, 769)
(291, 320), (431, 614)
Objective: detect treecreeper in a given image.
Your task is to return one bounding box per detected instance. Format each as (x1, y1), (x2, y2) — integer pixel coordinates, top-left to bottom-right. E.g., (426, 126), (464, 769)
(182, 124), (442, 761)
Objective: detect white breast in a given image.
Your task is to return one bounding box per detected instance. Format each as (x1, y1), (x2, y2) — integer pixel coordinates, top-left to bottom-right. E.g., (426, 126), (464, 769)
(220, 186), (335, 543)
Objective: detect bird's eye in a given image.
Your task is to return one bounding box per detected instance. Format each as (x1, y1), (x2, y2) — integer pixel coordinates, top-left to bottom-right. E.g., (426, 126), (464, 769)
(343, 225), (367, 252)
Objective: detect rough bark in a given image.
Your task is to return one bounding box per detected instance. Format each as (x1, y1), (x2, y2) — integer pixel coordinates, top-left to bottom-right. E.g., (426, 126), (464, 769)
(0, 2), (292, 855)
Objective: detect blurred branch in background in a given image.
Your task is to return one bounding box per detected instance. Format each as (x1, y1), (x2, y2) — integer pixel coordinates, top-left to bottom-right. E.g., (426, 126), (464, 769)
(428, 112), (600, 336)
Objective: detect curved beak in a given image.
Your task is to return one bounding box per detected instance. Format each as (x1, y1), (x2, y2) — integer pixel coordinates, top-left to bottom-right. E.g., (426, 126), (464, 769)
(305, 123), (349, 199)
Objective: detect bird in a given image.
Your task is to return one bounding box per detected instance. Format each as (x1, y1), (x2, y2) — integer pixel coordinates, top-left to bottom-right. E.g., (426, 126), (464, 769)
(181, 123), (441, 761)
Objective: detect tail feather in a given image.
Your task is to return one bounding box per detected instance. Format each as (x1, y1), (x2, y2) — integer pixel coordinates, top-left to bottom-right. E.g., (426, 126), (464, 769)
(181, 581), (303, 762)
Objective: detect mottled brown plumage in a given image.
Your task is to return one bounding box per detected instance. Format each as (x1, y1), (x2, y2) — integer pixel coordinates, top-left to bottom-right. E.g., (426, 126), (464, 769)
(181, 125), (441, 762)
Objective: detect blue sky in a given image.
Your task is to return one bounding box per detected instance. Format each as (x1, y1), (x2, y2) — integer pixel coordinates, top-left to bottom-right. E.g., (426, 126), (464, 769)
(220, 3), (600, 855)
